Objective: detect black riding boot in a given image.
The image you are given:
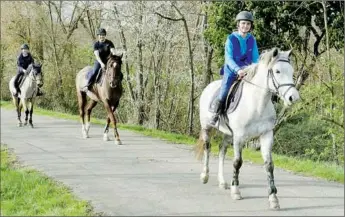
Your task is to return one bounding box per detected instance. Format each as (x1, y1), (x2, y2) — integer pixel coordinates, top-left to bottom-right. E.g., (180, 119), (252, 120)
(209, 98), (223, 126)
(36, 88), (44, 96)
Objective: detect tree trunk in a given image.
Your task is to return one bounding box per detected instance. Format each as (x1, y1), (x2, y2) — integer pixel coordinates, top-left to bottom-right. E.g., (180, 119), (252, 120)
(113, 4), (136, 104)
(136, 1), (145, 125)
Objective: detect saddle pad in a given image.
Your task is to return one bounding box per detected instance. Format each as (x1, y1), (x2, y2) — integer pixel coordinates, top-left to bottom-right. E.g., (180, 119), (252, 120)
(208, 80), (244, 114)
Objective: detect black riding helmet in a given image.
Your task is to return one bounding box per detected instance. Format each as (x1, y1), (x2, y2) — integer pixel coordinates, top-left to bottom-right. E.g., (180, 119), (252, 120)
(235, 11), (254, 31)
(97, 28), (107, 36)
(21, 43), (30, 50)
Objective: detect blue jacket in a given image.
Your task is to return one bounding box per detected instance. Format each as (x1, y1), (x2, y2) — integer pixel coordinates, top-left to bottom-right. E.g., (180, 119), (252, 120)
(223, 32), (259, 75)
(17, 53), (34, 71)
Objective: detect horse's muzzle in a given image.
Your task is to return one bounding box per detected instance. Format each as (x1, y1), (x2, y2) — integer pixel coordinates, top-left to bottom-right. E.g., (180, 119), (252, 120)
(109, 81), (117, 88)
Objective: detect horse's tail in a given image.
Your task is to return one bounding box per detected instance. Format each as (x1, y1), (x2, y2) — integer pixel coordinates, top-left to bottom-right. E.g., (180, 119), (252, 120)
(194, 132), (206, 161)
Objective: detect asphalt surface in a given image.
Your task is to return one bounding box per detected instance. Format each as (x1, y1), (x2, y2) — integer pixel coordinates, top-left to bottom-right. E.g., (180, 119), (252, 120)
(1, 108), (344, 216)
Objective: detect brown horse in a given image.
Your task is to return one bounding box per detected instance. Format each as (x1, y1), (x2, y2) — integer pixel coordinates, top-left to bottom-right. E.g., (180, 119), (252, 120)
(75, 54), (123, 145)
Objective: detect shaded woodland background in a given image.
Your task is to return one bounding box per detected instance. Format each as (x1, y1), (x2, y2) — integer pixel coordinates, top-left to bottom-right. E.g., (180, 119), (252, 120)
(0, 1), (343, 165)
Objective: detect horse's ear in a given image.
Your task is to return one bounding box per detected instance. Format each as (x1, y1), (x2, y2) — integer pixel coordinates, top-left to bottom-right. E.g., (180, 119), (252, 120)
(287, 49), (293, 58)
(120, 53), (123, 59)
(272, 48), (279, 58)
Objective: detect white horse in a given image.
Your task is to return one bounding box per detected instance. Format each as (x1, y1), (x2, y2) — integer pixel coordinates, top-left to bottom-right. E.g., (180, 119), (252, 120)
(195, 47), (300, 209)
(9, 63), (44, 127)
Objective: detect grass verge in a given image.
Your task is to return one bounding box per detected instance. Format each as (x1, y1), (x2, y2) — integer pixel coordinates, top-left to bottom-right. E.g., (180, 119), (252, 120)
(0, 145), (100, 216)
(1, 100), (343, 183)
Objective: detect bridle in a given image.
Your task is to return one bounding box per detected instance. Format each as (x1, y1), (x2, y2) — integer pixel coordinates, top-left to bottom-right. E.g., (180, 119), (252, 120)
(243, 59), (295, 98)
(26, 65), (43, 87)
(105, 58), (121, 88)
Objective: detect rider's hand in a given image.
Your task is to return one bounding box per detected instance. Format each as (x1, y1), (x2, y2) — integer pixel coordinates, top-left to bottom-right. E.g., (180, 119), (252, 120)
(22, 69), (27, 74)
(237, 69), (247, 79)
(100, 63), (106, 69)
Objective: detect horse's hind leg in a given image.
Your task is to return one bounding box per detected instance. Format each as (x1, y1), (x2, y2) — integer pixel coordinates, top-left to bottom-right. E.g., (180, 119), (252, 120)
(198, 128), (211, 184)
(260, 130), (280, 210)
(77, 91), (87, 138)
(85, 99), (97, 137)
(103, 117), (111, 141)
(218, 134), (231, 189)
(231, 139), (243, 200)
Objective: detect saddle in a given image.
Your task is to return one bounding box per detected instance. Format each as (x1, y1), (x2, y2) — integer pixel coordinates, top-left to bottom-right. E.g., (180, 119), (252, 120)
(209, 79), (244, 114)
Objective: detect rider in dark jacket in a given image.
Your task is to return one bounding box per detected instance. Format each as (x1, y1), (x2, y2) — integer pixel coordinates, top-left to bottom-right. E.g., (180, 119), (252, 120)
(82, 28), (121, 92)
(13, 44), (43, 97)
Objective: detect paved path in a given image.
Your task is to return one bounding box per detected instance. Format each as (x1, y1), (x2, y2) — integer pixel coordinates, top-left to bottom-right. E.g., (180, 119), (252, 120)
(1, 108), (343, 216)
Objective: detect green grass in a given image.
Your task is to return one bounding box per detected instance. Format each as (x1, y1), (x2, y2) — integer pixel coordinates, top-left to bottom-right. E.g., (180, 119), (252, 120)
(1, 100), (343, 183)
(0, 145), (99, 216)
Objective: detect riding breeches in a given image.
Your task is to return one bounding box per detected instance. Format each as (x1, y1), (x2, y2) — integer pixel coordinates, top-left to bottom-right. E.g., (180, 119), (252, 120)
(217, 65), (237, 102)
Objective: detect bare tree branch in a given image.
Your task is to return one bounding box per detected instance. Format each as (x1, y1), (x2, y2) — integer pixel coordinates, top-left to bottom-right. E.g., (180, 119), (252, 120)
(321, 117), (344, 129)
(154, 12), (184, 21)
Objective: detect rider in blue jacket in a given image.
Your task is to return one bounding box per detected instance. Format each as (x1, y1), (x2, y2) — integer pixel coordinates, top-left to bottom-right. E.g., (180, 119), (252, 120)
(209, 11), (259, 126)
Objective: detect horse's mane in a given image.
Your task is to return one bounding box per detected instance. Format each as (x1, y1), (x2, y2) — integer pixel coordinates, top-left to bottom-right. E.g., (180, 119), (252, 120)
(243, 47), (281, 81)
(107, 54), (123, 64)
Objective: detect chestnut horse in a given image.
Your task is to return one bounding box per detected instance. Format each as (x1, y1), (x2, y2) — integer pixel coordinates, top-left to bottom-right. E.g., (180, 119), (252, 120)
(75, 54), (123, 144)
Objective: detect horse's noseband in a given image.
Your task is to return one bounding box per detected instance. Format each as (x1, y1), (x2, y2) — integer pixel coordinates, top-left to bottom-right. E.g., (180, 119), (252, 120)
(267, 59), (295, 98)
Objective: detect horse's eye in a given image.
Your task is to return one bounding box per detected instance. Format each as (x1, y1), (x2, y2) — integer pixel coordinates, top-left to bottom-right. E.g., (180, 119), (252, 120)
(276, 70), (280, 74)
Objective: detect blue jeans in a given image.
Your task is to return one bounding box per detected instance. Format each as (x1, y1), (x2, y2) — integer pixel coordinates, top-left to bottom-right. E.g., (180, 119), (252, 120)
(217, 65), (237, 102)
(88, 61), (101, 85)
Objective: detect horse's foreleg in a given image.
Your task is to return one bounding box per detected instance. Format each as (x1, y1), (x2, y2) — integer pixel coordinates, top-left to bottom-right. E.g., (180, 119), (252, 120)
(231, 139), (243, 200)
(77, 91), (87, 138)
(13, 97), (22, 127)
(103, 101), (121, 145)
(260, 130), (280, 210)
(103, 117), (111, 141)
(28, 100), (34, 128)
(199, 128), (211, 184)
(22, 99), (29, 126)
(218, 134), (231, 189)
(85, 100), (97, 137)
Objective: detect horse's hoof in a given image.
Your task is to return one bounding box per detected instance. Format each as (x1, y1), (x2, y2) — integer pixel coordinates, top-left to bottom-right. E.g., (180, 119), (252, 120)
(268, 194), (280, 210)
(30, 124), (34, 128)
(269, 202), (280, 210)
(115, 140), (122, 145)
(200, 173), (209, 184)
(103, 134), (109, 141)
(24, 122), (28, 126)
(231, 186), (242, 200)
(231, 193), (243, 200)
(219, 182), (229, 189)
(17, 123), (22, 127)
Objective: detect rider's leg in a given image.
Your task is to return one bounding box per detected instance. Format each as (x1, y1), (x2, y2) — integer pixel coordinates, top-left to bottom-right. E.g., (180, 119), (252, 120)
(209, 65), (237, 126)
(84, 61), (101, 91)
(13, 68), (24, 96)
